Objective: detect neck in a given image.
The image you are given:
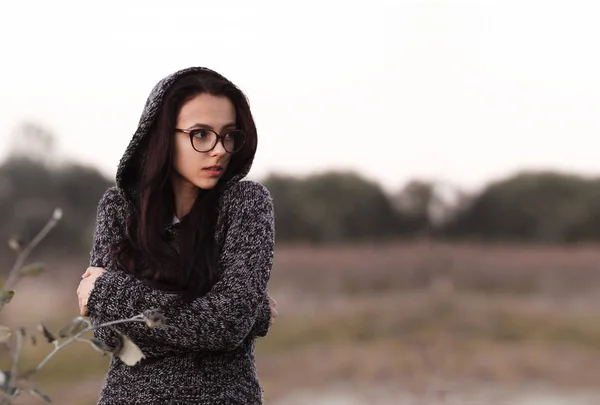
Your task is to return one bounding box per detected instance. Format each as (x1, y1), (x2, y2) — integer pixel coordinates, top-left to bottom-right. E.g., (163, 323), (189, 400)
(171, 175), (199, 220)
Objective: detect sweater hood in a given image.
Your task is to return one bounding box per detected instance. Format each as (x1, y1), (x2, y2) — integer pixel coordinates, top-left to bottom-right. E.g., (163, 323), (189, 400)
(115, 67), (254, 201)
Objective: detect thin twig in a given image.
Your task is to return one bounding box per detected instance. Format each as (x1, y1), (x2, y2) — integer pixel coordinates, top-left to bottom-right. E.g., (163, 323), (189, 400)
(5, 329), (24, 399)
(5, 210), (61, 290)
(10, 330), (23, 378)
(35, 315), (145, 373)
(88, 316), (145, 332)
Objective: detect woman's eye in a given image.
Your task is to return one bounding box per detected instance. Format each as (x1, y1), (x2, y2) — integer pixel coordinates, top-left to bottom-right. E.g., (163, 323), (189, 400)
(191, 129), (208, 138)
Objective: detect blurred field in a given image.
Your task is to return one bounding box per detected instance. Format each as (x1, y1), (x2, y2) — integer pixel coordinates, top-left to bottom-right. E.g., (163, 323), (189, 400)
(3, 241), (600, 404)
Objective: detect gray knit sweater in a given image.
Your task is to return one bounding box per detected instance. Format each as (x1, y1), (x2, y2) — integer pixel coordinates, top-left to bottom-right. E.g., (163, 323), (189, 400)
(85, 67), (275, 405)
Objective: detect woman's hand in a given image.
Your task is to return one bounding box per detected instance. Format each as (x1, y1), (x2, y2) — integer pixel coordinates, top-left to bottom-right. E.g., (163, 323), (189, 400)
(77, 266), (107, 316)
(268, 295), (278, 325)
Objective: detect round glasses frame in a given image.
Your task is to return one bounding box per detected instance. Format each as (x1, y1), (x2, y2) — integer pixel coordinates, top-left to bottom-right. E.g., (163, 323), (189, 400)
(175, 128), (246, 153)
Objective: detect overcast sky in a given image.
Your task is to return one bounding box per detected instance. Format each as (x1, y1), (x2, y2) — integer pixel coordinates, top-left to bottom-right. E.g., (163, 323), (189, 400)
(0, 0), (598, 193)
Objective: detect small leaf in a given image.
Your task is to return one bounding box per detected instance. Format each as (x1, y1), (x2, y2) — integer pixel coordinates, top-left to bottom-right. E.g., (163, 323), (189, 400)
(29, 388), (52, 403)
(31, 335), (37, 346)
(52, 208), (63, 221)
(0, 291), (14, 310)
(88, 338), (112, 354)
(0, 291), (14, 305)
(20, 263), (45, 277)
(37, 324), (56, 344)
(143, 310), (166, 328)
(0, 370), (18, 396)
(58, 317), (89, 338)
(113, 333), (145, 366)
(0, 326), (11, 344)
(0, 370), (8, 387)
(8, 236), (24, 252)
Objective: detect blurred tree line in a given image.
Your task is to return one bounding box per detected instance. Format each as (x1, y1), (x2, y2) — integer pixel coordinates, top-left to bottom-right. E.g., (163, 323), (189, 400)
(0, 123), (112, 268)
(1, 122), (600, 268)
(266, 170), (600, 245)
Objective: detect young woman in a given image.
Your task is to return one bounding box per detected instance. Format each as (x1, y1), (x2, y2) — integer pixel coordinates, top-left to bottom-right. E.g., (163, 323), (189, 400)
(76, 67), (277, 404)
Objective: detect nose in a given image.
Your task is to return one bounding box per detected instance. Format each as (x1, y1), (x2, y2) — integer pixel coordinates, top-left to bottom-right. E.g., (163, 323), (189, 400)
(211, 139), (227, 156)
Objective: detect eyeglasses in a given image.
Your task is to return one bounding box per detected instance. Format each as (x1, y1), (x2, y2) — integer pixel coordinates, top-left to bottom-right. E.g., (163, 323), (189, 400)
(175, 128), (246, 153)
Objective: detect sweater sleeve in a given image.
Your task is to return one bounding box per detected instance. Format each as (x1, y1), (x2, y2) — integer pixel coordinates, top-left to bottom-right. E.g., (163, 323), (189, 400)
(86, 187), (127, 350)
(86, 181), (275, 354)
(252, 291), (272, 338)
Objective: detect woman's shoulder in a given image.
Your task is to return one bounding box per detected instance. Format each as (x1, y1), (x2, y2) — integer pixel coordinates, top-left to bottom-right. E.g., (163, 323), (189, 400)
(98, 186), (125, 205)
(220, 180), (273, 213)
(96, 186), (129, 221)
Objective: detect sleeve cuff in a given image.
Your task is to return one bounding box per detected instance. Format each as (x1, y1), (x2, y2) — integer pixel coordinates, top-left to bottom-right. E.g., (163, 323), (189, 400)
(86, 271), (128, 317)
(255, 294), (272, 337)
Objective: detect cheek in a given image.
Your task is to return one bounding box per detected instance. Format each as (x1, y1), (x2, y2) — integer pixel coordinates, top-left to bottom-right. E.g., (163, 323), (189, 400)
(173, 139), (201, 173)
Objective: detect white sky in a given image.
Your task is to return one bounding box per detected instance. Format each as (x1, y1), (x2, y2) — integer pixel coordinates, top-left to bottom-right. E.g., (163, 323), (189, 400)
(0, 0), (599, 193)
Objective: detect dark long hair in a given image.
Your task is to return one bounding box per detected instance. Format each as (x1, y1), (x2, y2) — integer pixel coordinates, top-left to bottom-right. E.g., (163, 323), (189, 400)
(114, 70), (257, 300)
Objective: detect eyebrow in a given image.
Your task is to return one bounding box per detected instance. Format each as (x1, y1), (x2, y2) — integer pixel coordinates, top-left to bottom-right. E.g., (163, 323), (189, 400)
(188, 122), (237, 130)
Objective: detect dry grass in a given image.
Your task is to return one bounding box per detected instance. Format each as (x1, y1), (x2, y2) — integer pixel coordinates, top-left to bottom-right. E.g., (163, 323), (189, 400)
(261, 241), (600, 399)
(3, 240), (600, 403)
(270, 240), (600, 296)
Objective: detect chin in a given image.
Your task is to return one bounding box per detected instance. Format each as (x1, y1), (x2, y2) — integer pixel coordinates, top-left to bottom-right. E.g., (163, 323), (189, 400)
(194, 178), (220, 190)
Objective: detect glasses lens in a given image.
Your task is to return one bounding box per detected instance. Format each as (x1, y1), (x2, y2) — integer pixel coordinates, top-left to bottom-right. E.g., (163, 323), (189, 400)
(191, 129), (217, 152)
(190, 129), (246, 153)
(223, 130), (246, 153)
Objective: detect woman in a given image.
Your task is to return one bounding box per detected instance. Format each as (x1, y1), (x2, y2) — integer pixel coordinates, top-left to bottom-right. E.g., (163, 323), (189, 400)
(76, 67), (277, 404)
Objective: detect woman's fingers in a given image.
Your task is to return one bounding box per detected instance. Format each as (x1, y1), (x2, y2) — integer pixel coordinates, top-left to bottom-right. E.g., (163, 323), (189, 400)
(269, 296), (278, 325)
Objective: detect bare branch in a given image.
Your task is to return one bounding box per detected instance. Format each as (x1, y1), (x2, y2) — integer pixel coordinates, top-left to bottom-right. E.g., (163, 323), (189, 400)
(34, 315), (146, 374)
(4, 208), (62, 291)
(6, 329), (24, 397)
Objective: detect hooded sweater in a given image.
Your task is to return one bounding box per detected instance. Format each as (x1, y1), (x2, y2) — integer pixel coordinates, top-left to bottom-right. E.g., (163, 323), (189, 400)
(85, 67), (275, 405)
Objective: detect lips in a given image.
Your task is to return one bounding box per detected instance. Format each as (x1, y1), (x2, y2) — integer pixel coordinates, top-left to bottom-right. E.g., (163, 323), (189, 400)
(203, 165), (223, 177)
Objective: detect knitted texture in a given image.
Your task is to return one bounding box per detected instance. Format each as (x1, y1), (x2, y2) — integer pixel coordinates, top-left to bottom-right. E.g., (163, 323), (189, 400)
(85, 67), (275, 404)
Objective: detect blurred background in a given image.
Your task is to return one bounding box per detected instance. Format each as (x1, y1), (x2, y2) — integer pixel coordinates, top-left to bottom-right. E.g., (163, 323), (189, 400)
(2, 0), (600, 404)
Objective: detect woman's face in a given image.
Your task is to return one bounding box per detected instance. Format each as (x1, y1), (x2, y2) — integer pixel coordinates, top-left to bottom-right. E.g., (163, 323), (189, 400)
(172, 93), (236, 191)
